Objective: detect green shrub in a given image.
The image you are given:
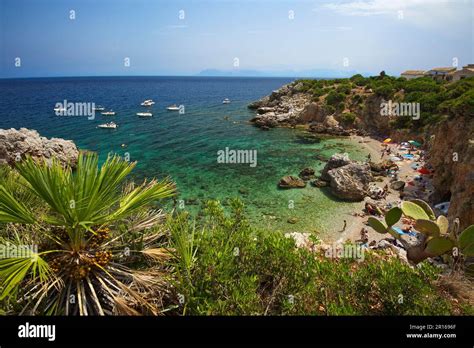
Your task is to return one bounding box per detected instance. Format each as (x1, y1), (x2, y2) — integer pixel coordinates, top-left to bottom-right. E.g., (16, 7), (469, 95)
(340, 112), (356, 124)
(439, 88), (474, 116)
(336, 84), (351, 95)
(404, 77), (442, 93)
(325, 105), (336, 114)
(168, 200), (465, 315)
(326, 90), (345, 106)
(352, 94), (363, 104)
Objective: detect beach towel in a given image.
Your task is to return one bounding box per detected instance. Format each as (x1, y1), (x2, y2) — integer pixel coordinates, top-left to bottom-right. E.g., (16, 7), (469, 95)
(392, 226), (417, 237)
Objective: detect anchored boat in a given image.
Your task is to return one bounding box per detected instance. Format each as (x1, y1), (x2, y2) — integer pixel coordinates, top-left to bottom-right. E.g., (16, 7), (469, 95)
(137, 112), (153, 117)
(97, 122), (117, 129)
(166, 104), (180, 111)
(141, 99), (155, 106)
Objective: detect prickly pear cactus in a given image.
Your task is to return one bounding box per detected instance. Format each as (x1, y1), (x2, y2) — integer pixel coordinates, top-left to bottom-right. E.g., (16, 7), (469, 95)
(367, 199), (474, 264)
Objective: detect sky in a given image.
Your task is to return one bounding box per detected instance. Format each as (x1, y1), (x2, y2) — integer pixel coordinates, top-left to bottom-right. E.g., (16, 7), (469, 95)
(0, 0), (473, 78)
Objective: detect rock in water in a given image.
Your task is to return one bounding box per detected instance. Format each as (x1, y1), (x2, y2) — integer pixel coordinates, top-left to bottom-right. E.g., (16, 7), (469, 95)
(327, 163), (373, 201)
(299, 167), (315, 180)
(320, 153), (351, 181)
(278, 175), (306, 189)
(0, 128), (79, 167)
(311, 179), (328, 188)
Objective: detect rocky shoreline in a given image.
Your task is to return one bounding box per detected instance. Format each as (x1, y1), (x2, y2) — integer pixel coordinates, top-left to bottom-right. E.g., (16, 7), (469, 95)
(248, 81), (371, 135)
(248, 79), (473, 230)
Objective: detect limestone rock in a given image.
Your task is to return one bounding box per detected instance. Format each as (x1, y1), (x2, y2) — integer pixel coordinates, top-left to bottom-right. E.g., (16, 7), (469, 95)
(327, 163), (373, 201)
(320, 153), (351, 181)
(0, 128), (79, 167)
(278, 175), (306, 189)
(299, 167), (315, 181)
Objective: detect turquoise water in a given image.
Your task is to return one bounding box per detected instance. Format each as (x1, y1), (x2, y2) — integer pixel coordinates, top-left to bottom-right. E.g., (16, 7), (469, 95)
(0, 77), (370, 236)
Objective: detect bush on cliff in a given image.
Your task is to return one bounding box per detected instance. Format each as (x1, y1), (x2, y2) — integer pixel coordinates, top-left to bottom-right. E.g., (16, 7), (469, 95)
(340, 112), (357, 125)
(326, 90), (345, 106)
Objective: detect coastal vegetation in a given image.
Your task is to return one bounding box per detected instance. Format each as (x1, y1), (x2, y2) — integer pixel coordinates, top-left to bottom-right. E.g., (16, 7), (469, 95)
(367, 201), (474, 265)
(297, 75), (474, 130)
(0, 154), (175, 315)
(0, 154), (472, 315)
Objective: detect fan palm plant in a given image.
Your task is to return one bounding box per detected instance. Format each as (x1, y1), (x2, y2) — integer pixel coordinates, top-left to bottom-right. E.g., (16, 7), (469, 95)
(0, 153), (176, 315)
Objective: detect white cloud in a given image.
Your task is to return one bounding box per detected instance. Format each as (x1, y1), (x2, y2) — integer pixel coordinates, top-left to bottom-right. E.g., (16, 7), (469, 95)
(323, 0), (458, 16)
(321, 0), (472, 29)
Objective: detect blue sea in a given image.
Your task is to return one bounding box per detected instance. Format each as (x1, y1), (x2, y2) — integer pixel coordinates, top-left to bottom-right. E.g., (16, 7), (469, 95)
(0, 76), (370, 237)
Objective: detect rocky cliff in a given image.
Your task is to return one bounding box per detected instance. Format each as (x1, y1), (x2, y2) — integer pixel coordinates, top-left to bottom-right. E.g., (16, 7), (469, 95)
(0, 128), (79, 167)
(426, 115), (474, 230)
(248, 80), (394, 135)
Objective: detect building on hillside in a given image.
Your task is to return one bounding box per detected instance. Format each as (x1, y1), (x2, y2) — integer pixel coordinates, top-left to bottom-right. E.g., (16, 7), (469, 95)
(451, 64), (474, 81)
(400, 70), (426, 80)
(424, 67), (457, 81)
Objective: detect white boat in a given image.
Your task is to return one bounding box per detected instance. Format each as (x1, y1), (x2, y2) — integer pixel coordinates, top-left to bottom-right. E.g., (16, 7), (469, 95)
(97, 122), (117, 129)
(93, 106), (105, 111)
(222, 98), (231, 104)
(53, 107), (66, 113)
(101, 111), (116, 116)
(166, 104), (180, 111)
(141, 99), (155, 106)
(137, 112), (153, 117)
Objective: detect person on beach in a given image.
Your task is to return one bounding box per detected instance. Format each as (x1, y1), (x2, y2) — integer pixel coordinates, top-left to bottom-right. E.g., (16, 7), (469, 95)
(367, 153), (371, 162)
(341, 220), (347, 232)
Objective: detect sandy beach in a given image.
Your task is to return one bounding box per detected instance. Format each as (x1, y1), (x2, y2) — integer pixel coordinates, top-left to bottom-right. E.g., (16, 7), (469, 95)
(330, 135), (433, 245)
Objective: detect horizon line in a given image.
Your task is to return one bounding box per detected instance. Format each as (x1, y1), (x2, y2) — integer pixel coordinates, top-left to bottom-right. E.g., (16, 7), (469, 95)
(0, 73), (383, 80)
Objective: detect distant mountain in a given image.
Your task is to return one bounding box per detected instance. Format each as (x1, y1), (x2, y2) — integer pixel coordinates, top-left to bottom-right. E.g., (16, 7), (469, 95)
(197, 69), (268, 77)
(196, 69), (373, 78)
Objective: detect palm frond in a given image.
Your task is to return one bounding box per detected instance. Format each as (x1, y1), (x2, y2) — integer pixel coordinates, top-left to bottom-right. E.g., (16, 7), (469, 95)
(0, 185), (36, 224)
(110, 179), (176, 221)
(0, 247), (53, 300)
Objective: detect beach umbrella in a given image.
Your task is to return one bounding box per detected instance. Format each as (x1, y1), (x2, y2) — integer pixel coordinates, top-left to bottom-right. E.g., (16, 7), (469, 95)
(408, 140), (422, 147)
(383, 138), (392, 143)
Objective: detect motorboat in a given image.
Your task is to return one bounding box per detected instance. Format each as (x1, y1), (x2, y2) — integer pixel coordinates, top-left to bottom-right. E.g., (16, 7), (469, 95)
(93, 106), (105, 111)
(141, 99), (155, 106)
(101, 111), (116, 116)
(166, 104), (180, 111)
(53, 106), (66, 113)
(137, 112), (153, 117)
(97, 122), (117, 129)
(222, 98), (231, 104)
